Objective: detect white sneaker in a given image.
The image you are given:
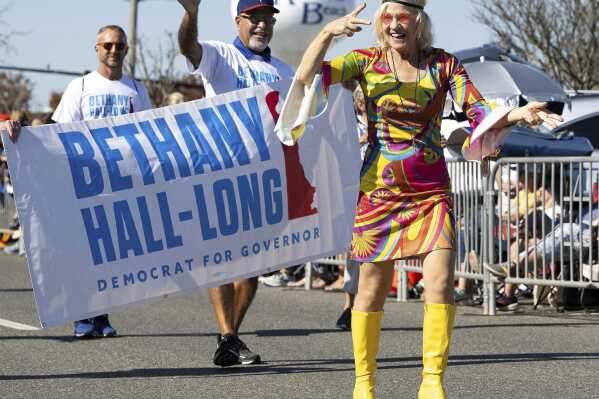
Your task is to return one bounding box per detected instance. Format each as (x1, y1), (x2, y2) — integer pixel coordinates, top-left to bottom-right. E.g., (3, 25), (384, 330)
(258, 272), (291, 287)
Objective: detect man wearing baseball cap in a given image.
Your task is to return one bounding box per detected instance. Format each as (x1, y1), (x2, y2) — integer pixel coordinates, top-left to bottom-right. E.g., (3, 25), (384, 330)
(177, 0), (294, 367)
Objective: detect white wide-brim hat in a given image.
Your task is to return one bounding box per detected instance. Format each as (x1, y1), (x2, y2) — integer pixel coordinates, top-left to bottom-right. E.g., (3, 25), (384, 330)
(382, 0), (427, 10)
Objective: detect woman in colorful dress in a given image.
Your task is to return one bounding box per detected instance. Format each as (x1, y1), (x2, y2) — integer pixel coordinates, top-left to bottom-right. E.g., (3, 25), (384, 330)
(295, 1), (562, 398)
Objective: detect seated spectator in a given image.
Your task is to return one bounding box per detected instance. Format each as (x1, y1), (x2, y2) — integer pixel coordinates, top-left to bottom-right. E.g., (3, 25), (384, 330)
(167, 91), (185, 105)
(490, 167), (560, 310)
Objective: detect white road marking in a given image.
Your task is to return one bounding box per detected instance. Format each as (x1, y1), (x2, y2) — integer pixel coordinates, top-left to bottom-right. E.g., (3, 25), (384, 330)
(0, 318), (40, 331)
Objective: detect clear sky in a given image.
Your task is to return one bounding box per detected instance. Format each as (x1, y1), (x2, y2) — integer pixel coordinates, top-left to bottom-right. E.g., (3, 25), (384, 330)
(3, 0), (493, 111)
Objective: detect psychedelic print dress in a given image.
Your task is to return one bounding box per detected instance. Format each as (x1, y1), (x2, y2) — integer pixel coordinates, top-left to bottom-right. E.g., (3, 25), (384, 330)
(322, 47), (494, 262)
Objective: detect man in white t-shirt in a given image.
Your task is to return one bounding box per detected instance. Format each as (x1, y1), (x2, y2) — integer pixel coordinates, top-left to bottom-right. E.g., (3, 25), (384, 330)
(177, 0), (293, 367)
(5, 24), (152, 339)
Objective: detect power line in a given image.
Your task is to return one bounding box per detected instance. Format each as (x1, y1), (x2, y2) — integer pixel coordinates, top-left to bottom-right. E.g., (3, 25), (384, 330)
(0, 65), (203, 89)
(0, 65), (82, 77)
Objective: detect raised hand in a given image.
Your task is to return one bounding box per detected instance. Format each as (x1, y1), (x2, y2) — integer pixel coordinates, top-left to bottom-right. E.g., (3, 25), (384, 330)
(324, 3), (371, 38)
(177, 0), (200, 14)
(508, 101), (563, 129)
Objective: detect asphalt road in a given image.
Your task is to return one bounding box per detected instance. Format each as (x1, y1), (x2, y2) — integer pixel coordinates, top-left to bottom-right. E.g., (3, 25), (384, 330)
(1, 253), (598, 399)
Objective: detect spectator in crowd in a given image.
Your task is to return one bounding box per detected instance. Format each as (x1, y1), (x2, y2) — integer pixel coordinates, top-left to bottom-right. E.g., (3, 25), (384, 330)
(259, 267), (296, 287)
(177, 0), (293, 367)
(9, 111), (29, 128)
(4, 24), (152, 338)
(167, 91), (185, 105)
(488, 167), (560, 311)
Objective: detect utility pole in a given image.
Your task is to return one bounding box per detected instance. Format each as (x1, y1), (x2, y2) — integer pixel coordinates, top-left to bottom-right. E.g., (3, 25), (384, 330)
(128, 0), (139, 78)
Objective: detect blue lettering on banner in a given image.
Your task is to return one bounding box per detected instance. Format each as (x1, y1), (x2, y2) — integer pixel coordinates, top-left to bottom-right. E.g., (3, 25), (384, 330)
(95, 224), (323, 292)
(156, 192), (183, 249)
(174, 112), (223, 174)
(239, 227), (320, 257)
(62, 96), (271, 200)
(140, 120), (191, 181)
(193, 184), (218, 241)
(123, 273), (135, 286)
(81, 192), (183, 265)
(174, 262), (184, 274)
(59, 132), (104, 199)
(90, 127), (133, 193)
(137, 270), (148, 282)
(213, 178), (239, 236)
(199, 106), (250, 169)
(113, 123), (155, 186)
(136, 196), (164, 253)
(229, 97), (271, 162)
(237, 173), (262, 231)
(97, 258), (194, 292)
(81, 205), (117, 265)
(67, 93), (310, 268)
(79, 166), (289, 265)
(113, 200), (144, 259)
(263, 168), (283, 225)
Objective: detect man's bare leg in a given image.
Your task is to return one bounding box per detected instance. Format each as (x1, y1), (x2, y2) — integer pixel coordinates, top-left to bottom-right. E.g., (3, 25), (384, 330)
(233, 277), (259, 332)
(209, 284), (236, 336)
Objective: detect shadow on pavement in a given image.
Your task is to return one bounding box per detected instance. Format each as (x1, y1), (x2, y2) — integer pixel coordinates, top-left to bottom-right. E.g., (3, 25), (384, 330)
(2, 320), (599, 342)
(1, 352), (598, 381)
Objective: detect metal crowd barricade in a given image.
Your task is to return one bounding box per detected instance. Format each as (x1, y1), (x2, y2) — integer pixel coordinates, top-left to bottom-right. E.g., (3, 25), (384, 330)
(303, 255), (347, 290)
(304, 157), (599, 316)
(485, 157), (599, 314)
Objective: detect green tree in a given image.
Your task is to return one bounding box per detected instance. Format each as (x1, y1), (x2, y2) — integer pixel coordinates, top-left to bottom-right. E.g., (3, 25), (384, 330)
(473, 0), (599, 90)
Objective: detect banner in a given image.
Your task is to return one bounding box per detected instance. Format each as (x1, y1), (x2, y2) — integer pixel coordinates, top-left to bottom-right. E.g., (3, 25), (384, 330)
(2, 79), (361, 327)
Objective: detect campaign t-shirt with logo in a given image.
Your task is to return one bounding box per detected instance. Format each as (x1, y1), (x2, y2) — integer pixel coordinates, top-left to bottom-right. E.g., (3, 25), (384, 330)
(187, 40), (294, 97)
(52, 71), (152, 123)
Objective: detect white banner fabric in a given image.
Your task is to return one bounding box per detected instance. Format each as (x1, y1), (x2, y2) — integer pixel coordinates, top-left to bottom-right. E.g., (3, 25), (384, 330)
(2, 79), (361, 327)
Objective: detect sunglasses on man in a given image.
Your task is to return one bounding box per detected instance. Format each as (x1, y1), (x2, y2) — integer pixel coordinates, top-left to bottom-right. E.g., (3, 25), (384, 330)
(98, 42), (127, 51)
(239, 14), (277, 26)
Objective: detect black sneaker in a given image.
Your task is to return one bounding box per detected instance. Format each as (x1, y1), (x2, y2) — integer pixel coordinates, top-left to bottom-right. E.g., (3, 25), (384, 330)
(73, 319), (95, 338)
(93, 314), (117, 337)
(336, 308), (351, 331)
(213, 334), (261, 367)
(496, 295), (519, 311)
(235, 336), (261, 365)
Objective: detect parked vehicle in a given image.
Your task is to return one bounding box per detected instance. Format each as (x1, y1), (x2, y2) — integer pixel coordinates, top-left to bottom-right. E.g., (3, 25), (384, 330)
(562, 92), (599, 123)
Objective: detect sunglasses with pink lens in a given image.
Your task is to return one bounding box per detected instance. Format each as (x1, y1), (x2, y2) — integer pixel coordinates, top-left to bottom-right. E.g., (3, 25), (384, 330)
(381, 13), (411, 26)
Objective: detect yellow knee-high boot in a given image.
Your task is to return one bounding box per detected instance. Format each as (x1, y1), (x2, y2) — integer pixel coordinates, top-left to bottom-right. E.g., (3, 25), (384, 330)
(418, 304), (456, 399)
(352, 310), (383, 399)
